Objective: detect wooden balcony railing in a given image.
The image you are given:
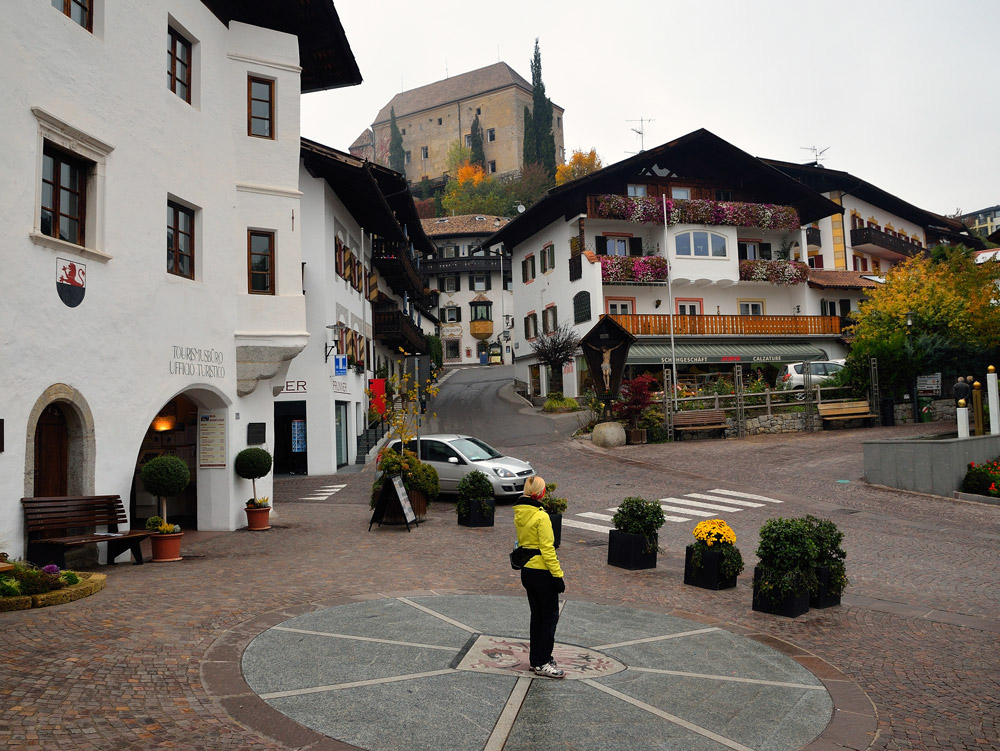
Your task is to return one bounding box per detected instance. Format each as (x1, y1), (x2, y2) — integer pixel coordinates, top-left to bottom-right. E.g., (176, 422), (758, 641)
(373, 304), (428, 354)
(608, 313), (841, 336)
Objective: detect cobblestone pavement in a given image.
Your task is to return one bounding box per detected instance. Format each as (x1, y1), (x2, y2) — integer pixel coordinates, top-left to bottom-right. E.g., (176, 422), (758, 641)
(2, 419), (999, 750)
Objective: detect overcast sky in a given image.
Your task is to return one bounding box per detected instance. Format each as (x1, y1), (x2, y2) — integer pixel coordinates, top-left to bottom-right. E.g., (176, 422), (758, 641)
(302, 0), (998, 217)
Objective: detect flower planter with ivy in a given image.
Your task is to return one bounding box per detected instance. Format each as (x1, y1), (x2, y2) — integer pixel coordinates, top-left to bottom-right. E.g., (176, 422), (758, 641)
(370, 448), (437, 522)
(751, 517), (818, 618)
(456, 471), (495, 528)
(683, 519), (744, 590)
(608, 496), (665, 570)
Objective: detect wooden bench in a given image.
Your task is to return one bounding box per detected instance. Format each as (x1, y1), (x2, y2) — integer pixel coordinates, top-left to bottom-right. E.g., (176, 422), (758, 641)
(817, 400), (878, 428)
(21, 495), (151, 567)
(673, 409), (728, 438)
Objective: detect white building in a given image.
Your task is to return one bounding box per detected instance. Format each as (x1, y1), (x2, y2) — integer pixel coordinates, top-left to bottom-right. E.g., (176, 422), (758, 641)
(420, 215), (513, 365)
(0, 1), (360, 559)
(274, 139), (436, 475)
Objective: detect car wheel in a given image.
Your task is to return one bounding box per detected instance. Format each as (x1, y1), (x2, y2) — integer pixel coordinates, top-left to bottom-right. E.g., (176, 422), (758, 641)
(793, 388), (806, 401)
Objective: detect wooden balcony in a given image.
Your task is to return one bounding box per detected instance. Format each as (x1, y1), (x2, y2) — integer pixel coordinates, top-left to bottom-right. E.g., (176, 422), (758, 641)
(373, 304), (428, 354)
(371, 238), (427, 297)
(608, 313), (841, 337)
(850, 227), (921, 262)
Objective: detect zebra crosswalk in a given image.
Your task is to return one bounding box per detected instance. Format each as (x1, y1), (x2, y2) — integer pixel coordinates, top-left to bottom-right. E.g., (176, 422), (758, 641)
(298, 484), (347, 501)
(561, 488), (784, 536)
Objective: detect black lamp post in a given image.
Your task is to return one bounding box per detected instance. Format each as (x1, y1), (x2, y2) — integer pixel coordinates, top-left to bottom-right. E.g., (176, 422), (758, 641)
(905, 311), (918, 423)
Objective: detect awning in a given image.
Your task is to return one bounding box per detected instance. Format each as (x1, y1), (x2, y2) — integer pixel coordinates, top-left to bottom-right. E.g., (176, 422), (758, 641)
(628, 341), (828, 366)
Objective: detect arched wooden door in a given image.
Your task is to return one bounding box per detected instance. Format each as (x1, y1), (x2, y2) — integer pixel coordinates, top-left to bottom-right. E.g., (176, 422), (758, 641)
(35, 404), (69, 496)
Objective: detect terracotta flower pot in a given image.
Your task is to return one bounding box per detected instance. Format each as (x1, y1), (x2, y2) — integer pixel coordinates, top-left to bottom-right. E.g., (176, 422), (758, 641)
(245, 506), (271, 531)
(150, 532), (183, 562)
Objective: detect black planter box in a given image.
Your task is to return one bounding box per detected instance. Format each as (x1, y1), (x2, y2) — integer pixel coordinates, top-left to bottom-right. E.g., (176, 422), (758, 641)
(608, 530), (657, 570)
(683, 545), (737, 590)
(752, 567), (809, 618)
(458, 499), (495, 528)
(549, 513), (562, 549)
(810, 565), (842, 608)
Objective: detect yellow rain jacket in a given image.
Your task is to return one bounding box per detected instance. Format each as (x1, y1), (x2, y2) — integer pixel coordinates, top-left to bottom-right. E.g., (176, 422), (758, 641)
(513, 499), (564, 578)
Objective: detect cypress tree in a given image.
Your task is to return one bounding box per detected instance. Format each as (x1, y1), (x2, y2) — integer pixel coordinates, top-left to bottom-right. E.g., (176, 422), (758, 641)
(522, 106), (536, 167)
(469, 114), (485, 169)
(388, 106), (405, 174)
(529, 39), (556, 177)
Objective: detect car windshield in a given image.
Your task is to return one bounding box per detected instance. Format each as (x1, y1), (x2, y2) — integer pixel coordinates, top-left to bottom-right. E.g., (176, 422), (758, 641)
(450, 437), (502, 462)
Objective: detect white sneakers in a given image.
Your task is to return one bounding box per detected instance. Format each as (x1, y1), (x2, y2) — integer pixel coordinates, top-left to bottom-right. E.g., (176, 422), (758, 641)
(532, 661), (565, 679)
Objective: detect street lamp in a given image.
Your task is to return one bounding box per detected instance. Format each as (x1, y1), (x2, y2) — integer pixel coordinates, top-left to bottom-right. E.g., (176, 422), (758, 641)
(905, 311), (918, 422)
(325, 322), (346, 363)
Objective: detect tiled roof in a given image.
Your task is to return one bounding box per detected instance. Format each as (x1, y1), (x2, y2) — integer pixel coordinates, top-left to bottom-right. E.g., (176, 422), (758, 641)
(421, 215), (509, 237)
(807, 270), (881, 289)
(374, 62), (535, 124)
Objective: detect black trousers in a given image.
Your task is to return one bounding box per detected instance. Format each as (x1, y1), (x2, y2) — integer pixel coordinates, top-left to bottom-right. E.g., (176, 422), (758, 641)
(521, 567), (560, 668)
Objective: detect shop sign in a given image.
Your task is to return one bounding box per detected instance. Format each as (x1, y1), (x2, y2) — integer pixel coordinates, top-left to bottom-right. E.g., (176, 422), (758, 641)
(198, 412), (226, 468)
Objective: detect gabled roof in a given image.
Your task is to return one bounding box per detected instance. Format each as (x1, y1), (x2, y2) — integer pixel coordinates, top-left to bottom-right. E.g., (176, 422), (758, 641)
(487, 129), (844, 250)
(421, 215), (509, 238)
(807, 270), (881, 290)
(201, 0), (361, 93)
(373, 62), (560, 125)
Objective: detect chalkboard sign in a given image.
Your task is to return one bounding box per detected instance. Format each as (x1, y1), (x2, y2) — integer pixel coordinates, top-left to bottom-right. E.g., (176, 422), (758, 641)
(246, 423), (266, 445)
(368, 474), (418, 531)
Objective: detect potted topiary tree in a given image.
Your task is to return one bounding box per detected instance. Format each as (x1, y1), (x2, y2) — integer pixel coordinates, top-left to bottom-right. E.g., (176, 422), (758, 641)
(752, 517), (818, 618)
(541, 482), (568, 548)
(235, 447), (273, 531)
(683, 518), (744, 590)
(802, 515), (848, 608)
(456, 470), (495, 527)
(613, 374), (657, 444)
(139, 455), (189, 562)
(609, 496), (665, 570)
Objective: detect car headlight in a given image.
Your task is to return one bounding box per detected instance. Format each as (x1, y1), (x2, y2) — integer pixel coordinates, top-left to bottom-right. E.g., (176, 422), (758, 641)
(493, 467), (516, 478)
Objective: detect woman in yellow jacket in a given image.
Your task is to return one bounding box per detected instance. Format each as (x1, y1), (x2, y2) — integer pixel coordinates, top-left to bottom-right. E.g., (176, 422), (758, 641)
(514, 475), (566, 678)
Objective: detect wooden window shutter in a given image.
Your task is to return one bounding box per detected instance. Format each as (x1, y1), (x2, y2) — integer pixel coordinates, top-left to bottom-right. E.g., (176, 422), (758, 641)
(455, 307), (462, 322)
(551, 307), (557, 330)
(524, 316), (530, 339)
(737, 242), (748, 261)
(367, 268), (379, 301)
(595, 236), (608, 255)
(522, 259), (528, 282)
(485, 274), (492, 291)
(629, 238), (642, 257)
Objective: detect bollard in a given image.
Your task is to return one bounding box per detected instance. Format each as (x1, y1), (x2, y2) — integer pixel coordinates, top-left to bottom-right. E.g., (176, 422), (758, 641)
(973, 382), (984, 436)
(957, 399), (970, 439)
(988, 366), (999, 435)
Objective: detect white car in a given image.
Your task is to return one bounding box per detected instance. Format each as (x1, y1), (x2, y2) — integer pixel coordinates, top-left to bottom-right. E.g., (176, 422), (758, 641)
(778, 359), (846, 397)
(385, 434), (534, 500)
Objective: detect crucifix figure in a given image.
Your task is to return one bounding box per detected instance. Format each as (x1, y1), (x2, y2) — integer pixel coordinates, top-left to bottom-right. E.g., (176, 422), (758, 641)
(585, 340), (625, 394)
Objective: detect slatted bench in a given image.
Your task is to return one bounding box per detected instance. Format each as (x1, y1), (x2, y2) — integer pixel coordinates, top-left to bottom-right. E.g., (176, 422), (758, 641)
(673, 409), (728, 438)
(817, 400), (878, 428)
(21, 495), (151, 567)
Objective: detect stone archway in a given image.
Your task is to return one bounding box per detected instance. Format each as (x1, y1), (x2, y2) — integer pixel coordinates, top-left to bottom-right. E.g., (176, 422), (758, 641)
(24, 385), (96, 498)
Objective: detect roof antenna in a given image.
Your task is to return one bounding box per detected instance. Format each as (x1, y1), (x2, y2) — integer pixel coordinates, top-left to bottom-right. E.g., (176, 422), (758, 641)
(626, 117), (654, 154)
(801, 145), (829, 166)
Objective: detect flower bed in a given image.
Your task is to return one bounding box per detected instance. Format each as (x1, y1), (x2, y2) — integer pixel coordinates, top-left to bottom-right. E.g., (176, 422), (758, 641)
(738, 259), (809, 285)
(594, 195), (801, 231)
(600, 255), (669, 283)
(0, 570), (106, 611)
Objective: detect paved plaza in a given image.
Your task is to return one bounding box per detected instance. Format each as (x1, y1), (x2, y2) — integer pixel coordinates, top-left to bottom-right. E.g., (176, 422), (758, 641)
(2, 417), (999, 750)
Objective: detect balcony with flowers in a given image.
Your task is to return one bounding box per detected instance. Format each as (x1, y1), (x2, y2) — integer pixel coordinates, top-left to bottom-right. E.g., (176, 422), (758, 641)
(588, 194), (801, 231)
(738, 260), (809, 286)
(600, 254), (669, 285)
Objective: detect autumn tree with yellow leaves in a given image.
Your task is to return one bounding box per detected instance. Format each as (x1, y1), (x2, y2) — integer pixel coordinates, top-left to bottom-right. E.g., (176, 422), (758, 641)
(555, 148), (603, 185)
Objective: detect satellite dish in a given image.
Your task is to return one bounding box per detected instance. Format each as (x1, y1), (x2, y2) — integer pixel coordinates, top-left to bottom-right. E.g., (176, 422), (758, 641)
(517, 204), (526, 214)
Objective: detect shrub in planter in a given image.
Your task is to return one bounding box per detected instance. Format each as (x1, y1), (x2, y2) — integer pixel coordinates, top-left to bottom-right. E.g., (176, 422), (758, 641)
(234, 447), (273, 503)
(369, 448), (433, 521)
(456, 470), (495, 527)
(140, 455), (190, 526)
(613, 374), (658, 439)
(541, 482), (568, 548)
(753, 517), (818, 617)
(961, 459), (1000, 497)
(609, 496), (665, 569)
(802, 515), (848, 607)
(684, 518), (744, 590)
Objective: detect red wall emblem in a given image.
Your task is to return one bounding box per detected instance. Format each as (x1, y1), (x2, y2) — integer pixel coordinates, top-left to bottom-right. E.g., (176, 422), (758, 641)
(57, 258), (86, 308)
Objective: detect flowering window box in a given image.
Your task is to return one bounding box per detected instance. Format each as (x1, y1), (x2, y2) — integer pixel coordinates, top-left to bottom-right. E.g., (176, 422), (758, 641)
(593, 195), (801, 231)
(738, 259), (809, 286)
(600, 255), (669, 283)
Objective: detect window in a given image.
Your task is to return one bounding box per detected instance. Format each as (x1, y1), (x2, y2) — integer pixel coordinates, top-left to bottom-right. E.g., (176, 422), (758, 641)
(671, 187), (691, 200)
(41, 145), (88, 246)
(573, 291), (591, 324)
(443, 275), (460, 293)
(471, 274), (489, 291)
(437, 118), (442, 125)
(677, 301), (702, 315)
(248, 230), (274, 294)
(476, 107), (481, 115)
(540, 243), (555, 273)
(421, 146), (428, 159)
(676, 231), (727, 258)
(503, 272), (512, 291)
(488, 160), (496, 174)
(471, 302), (492, 321)
(248, 76), (274, 138)
(737, 241), (771, 260)
(487, 128), (496, 142)
(401, 128), (406, 135)
(168, 28), (192, 103)
(627, 184), (647, 197)
(715, 190), (733, 201)
(542, 306), (557, 333)
(522, 255), (536, 283)
(442, 306), (461, 322)
(445, 339), (461, 360)
(52, 0), (91, 31)
(465, 134), (472, 147)
(405, 151), (411, 164)
(524, 313), (538, 339)
(853, 255), (869, 272)
(808, 254), (824, 269)
(851, 213), (864, 230)
(557, 116), (561, 127)
(739, 300), (764, 316)
(607, 300), (632, 315)
(442, 245), (458, 259)
(167, 201), (194, 279)
(596, 236), (642, 256)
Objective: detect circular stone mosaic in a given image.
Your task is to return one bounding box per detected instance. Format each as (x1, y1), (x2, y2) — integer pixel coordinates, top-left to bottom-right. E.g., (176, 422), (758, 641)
(241, 595), (833, 751)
